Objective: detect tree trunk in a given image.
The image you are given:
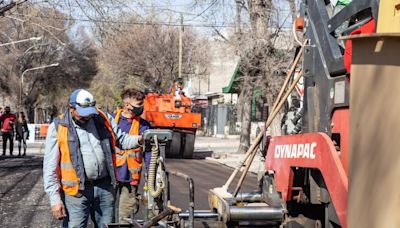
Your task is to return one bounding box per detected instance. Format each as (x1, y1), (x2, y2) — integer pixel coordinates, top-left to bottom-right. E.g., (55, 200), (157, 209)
(237, 0), (275, 152)
(266, 93), (282, 136)
(26, 104), (35, 124)
(238, 75), (253, 153)
(270, 114), (282, 136)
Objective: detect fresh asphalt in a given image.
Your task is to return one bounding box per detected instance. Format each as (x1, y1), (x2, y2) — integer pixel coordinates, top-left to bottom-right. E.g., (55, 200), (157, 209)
(0, 149), (258, 227)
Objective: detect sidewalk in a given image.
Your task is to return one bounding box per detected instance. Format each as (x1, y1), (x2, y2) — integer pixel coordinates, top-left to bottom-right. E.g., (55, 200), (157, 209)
(205, 152), (264, 174)
(0, 141), (45, 156)
(194, 136), (240, 153)
(195, 136), (263, 174)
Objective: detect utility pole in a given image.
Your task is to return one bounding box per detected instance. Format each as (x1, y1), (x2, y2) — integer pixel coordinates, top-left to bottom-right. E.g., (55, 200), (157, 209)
(178, 13), (183, 79)
(235, 0), (242, 35)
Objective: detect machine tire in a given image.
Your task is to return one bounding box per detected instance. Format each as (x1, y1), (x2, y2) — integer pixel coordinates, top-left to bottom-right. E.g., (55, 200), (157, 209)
(182, 133), (195, 159)
(170, 132), (182, 158)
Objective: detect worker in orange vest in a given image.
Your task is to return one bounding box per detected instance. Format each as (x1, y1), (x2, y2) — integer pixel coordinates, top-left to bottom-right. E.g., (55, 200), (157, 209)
(112, 88), (151, 223)
(43, 89), (143, 228)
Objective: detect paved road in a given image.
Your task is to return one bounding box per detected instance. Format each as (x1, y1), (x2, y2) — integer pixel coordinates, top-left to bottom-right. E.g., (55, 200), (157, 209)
(0, 154), (258, 227)
(166, 157), (258, 210)
(0, 156), (60, 228)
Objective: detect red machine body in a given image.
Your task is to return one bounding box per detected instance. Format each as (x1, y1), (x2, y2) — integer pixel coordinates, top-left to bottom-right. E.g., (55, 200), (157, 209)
(265, 109), (349, 227)
(257, 0), (379, 226)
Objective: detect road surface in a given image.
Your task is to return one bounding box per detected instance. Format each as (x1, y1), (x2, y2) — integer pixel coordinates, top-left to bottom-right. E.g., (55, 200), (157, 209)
(0, 153), (258, 227)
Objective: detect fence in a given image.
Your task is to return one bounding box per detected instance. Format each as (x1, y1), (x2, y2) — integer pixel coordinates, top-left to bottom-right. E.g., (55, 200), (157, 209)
(196, 104), (240, 136)
(27, 124), (49, 142)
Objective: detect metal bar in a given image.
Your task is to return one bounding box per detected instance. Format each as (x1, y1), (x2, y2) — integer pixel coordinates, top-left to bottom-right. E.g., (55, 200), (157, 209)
(306, 0), (345, 75)
(235, 192), (262, 202)
(142, 207), (174, 228)
(168, 170), (194, 228)
(327, 0), (378, 33)
(131, 220), (142, 227)
(114, 186), (120, 223)
(229, 206), (283, 221)
(178, 210), (219, 219)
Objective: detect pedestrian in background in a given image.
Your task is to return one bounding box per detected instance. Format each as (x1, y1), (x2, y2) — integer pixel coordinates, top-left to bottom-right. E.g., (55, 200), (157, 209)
(0, 106), (16, 156)
(112, 88), (150, 223)
(43, 89), (143, 228)
(16, 112), (29, 156)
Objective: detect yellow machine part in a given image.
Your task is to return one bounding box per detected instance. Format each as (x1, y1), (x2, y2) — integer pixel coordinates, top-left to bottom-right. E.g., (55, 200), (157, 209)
(377, 0), (400, 33)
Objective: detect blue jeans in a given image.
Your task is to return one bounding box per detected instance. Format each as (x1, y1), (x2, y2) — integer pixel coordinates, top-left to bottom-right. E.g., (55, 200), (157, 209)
(62, 178), (115, 228)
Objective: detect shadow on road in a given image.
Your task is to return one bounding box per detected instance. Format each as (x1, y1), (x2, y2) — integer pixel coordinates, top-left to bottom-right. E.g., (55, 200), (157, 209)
(192, 150), (213, 159)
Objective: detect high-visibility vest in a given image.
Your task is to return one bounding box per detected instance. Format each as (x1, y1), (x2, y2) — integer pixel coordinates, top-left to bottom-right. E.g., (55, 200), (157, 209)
(58, 110), (117, 196)
(114, 109), (142, 183)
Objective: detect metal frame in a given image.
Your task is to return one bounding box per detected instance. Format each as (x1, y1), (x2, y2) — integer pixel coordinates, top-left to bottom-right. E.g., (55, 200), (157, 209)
(301, 0), (377, 133)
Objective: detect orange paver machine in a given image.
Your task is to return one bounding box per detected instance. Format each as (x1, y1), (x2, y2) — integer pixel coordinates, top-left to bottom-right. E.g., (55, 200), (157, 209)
(143, 79), (201, 158)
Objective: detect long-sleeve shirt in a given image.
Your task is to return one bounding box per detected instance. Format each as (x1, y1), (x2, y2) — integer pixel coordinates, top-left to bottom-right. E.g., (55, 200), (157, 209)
(0, 113), (16, 132)
(75, 118), (109, 180)
(111, 113), (151, 184)
(43, 112), (141, 206)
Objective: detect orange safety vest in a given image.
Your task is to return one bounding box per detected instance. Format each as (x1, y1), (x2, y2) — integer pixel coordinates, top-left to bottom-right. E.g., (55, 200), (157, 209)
(114, 109), (143, 183)
(58, 110), (117, 196)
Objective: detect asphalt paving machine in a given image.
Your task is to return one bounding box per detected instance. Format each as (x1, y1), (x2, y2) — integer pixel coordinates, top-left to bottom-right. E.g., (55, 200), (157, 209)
(108, 0), (397, 227)
(208, 0), (381, 227)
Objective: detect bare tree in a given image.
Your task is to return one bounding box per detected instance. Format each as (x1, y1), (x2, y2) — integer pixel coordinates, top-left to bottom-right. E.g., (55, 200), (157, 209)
(235, 0), (293, 153)
(92, 15), (210, 108)
(0, 0), (27, 16)
(0, 4), (97, 121)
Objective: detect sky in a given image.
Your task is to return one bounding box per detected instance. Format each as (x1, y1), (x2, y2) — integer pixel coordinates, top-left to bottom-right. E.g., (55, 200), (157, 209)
(28, 0), (295, 40)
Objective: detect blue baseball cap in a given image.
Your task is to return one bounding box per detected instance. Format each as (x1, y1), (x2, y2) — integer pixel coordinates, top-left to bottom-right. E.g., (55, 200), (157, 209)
(69, 89), (98, 117)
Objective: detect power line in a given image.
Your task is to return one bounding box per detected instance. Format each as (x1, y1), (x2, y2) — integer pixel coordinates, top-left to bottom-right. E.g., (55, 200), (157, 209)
(12, 13), (236, 28)
(187, 0), (218, 21)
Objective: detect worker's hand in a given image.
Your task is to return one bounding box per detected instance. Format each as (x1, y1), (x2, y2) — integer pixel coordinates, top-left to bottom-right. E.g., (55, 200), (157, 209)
(138, 135), (143, 145)
(51, 203), (66, 220)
